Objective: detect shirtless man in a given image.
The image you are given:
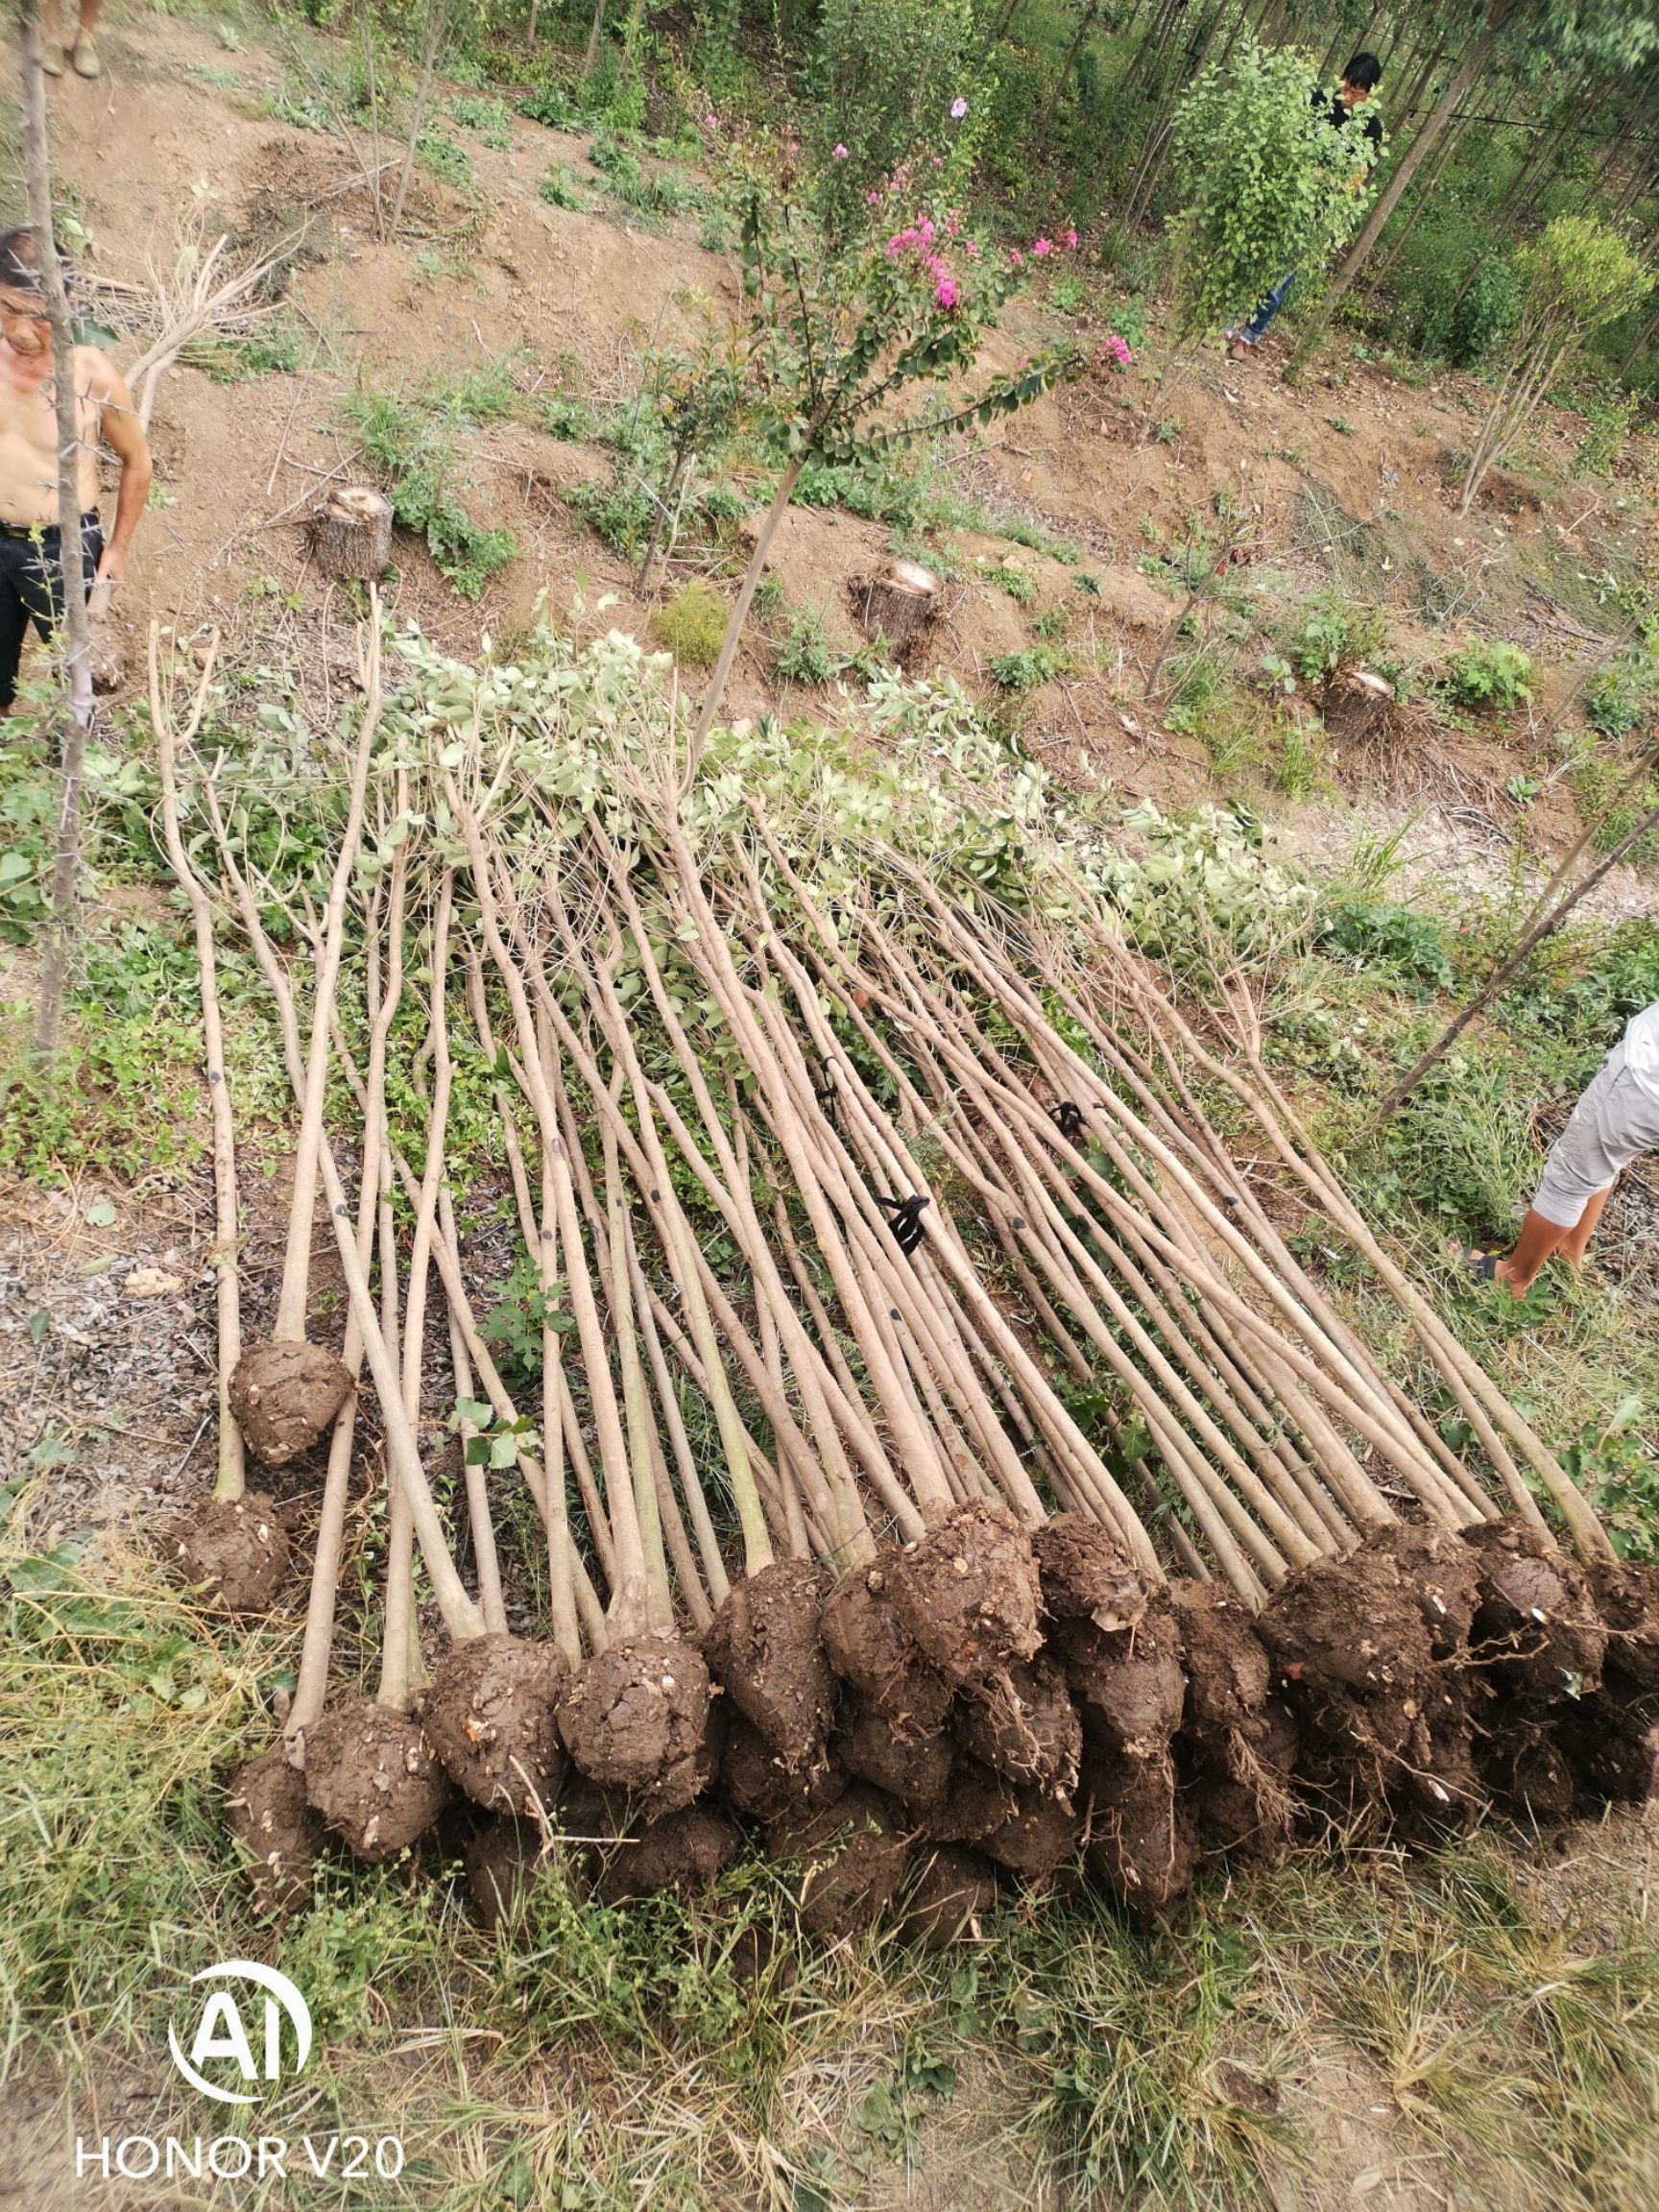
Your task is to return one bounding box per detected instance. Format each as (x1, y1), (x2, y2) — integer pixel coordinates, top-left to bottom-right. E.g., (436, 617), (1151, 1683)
(0, 228), (151, 712)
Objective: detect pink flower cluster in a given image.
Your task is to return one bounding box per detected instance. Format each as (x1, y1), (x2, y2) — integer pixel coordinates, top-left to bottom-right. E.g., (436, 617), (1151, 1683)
(884, 208), (973, 312)
(1096, 332), (1133, 371)
(1010, 228), (1079, 273)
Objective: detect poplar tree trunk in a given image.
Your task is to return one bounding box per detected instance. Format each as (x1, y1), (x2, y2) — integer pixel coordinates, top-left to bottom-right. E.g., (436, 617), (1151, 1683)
(21, 0), (95, 1064)
(389, 0), (446, 235)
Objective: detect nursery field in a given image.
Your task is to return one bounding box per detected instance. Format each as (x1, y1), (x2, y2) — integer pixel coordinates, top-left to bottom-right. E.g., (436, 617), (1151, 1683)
(3, 1), (1659, 2207)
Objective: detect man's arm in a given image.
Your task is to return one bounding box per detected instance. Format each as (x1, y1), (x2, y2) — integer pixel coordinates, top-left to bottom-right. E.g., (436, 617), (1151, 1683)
(84, 353), (152, 586)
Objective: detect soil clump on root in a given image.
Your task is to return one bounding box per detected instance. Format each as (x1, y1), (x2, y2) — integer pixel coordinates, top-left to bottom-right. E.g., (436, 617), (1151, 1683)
(888, 1500), (1043, 1689)
(1477, 1693), (1580, 1823)
(1033, 1513), (1148, 1632)
(820, 1551), (953, 1735)
(924, 1753), (1019, 1846)
(768, 1782), (909, 1937)
(171, 1491), (292, 1613)
(1170, 1580), (1271, 1749)
(1059, 1595), (1186, 1758)
(594, 1803), (743, 1903)
(836, 1702), (955, 1811)
(703, 1559), (833, 1775)
(301, 1696), (451, 1862)
(1081, 1745), (1196, 1916)
(1566, 1679), (1659, 1802)
(980, 1785), (1081, 1881)
(1372, 1522), (1483, 1659)
(899, 1845), (999, 1949)
(228, 1339), (353, 1467)
(1588, 1559), (1659, 1691)
(421, 1633), (569, 1815)
(225, 1745), (322, 1913)
(557, 1635), (715, 1815)
(721, 1712), (847, 1823)
(1464, 1522), (1607, 1697)
(955, 1653), (1081, 1795)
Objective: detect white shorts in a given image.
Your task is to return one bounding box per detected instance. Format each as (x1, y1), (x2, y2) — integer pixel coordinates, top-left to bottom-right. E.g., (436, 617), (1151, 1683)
(1531, 1042), (1659, 1229)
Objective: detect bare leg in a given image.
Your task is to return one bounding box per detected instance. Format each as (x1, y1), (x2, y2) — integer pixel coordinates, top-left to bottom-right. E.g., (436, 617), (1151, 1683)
(41, 0), (64, 65)
(1559, 1179), (1614, 1267)
(77, 0), (105, 28)
(1493, 1208), (1573, 1300)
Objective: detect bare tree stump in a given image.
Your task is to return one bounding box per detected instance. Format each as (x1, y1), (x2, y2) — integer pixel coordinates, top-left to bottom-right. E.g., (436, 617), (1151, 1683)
(854, 561), (941, 656)
(308, 488), (394, 582)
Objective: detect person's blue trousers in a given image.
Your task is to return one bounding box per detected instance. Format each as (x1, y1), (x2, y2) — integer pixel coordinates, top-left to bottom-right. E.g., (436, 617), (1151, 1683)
(1238, 270), (1295, 346)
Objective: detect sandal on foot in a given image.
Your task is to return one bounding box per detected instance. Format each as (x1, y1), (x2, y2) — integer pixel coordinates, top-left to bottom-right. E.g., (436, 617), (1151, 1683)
(40, 40), (65, 74)
(72, 35), (101, 76)
(1457, 1244), (1504, 1284)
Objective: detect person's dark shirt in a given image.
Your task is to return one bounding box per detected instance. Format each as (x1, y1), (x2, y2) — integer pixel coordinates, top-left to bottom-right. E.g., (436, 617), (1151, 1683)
(1318, 87), (1382, 153)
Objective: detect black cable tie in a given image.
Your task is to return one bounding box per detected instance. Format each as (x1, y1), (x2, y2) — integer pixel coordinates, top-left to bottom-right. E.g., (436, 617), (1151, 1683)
(875, 1191), (930, 1256)
(1050, 1099), (1086, 1145)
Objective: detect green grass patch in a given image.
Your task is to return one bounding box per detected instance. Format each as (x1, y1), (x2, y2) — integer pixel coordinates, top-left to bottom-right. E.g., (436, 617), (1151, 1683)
(651, 582), (729, 668)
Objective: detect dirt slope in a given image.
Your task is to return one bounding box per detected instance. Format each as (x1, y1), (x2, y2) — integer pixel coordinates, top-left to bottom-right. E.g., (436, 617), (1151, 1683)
(38, 9), (1659, 856)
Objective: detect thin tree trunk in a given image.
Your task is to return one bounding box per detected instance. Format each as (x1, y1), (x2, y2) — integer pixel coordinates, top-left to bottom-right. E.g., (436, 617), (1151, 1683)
(389, 0), (446, 236)
(1287, 3), (1509, 376)
(583, 0), (607, 81)
(1033, 0), (1103, 157)
(1375, 797), (1659, 1126)
(685, 450), (805, 775)
(21, 1), (94, 1063)
(1369, 109), (1476, 294)
(360, 0), (384, 241)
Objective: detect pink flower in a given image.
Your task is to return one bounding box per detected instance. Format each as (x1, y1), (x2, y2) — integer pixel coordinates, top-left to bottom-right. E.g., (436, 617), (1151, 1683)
(1032, 236), (1052, 258)
(1009, 248), (1024, 268)
(1096, 334), (1133, 371)
(935, 277), (959, 309)
(950, 97), (968, 119)
(867, 190), (880, 205)
(832, 143), (849, 160)
(703, 112), (717, 128)
(964, 238), (980, 258)
(1065, 228), (1078, 250)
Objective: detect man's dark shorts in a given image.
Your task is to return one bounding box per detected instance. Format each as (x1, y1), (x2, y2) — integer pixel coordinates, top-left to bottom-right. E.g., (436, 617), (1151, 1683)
(0, 513), (103, 709)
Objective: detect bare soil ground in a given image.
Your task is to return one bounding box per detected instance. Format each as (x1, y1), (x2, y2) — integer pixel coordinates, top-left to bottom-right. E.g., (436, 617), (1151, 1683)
(46, 12), (1659, 871)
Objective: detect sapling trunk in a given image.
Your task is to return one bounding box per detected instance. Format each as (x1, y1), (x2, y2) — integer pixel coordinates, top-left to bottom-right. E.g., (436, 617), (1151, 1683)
(449, 781), (652, 1636)
(22, 1), (95, 1064)
(200, 778), (487, 1639)
(389, 0), (447, 236)
(685, 452), (807, 777)
(152, 632), (245, 1503)
(228, 615), (383, 1469)
(601, 1115), (677, 1636)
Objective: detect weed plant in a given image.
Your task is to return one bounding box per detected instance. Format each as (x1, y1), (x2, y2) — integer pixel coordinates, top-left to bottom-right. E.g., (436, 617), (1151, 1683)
(652, 582), (729, 668)
(349, 369), (518, 598)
